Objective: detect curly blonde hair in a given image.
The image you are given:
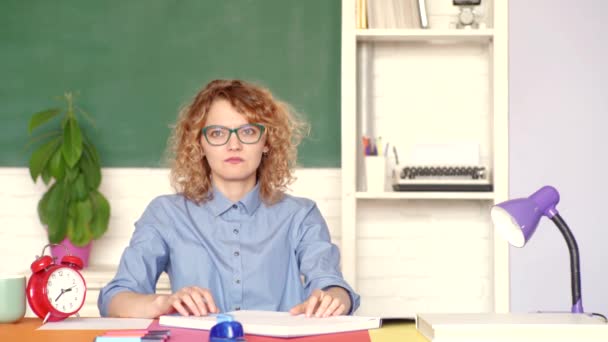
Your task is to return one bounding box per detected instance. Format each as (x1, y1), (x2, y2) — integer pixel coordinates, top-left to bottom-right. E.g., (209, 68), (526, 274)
(168, 79), (308, 205)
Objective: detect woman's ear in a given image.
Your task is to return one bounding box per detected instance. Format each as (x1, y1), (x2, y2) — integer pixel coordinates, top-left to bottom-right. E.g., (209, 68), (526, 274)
(263, 146), (269, 153)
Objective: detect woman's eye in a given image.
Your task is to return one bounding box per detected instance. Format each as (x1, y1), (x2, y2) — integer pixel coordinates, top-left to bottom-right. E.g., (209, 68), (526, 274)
(240, 126), (259, 136)
(210, 129), (224, 137)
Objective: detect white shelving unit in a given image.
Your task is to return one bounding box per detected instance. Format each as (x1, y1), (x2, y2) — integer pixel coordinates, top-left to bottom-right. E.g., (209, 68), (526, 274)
(341, 0), (509, 317)
(357, 29), (494, 42)
(355, 191), (496, 200)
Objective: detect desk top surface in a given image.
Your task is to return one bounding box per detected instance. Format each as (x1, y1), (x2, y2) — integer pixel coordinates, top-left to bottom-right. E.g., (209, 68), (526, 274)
(1, 318), (105, 342)
(0, 318), (426, 342)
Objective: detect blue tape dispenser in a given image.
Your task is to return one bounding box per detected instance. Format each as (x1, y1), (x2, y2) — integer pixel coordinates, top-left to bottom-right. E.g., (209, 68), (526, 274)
(209, 313), (246, 342)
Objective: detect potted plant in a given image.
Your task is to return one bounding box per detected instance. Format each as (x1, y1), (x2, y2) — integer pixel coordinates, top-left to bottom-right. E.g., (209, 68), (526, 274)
(27, 92), (110, 267)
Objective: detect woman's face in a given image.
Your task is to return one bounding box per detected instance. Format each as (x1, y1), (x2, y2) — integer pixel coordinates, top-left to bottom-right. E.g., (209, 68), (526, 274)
(200, 99), (268, 190)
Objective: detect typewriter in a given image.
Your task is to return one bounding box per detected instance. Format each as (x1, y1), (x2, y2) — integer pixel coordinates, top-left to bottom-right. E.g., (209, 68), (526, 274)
(392, 165), (492, 192)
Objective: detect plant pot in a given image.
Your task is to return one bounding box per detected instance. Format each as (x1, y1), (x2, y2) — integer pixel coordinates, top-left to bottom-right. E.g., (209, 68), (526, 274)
(50, 239), (92, 268)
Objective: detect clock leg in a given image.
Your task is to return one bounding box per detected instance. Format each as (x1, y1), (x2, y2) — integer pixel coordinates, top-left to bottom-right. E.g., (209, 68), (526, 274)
(42, 312), (52, 325)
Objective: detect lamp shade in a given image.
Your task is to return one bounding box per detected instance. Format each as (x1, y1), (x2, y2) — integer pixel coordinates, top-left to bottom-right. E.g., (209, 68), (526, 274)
(491, 186), (560, 247)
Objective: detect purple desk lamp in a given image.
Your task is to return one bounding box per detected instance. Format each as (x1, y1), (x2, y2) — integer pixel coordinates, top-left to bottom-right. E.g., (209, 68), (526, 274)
(490, 185), (583, 313)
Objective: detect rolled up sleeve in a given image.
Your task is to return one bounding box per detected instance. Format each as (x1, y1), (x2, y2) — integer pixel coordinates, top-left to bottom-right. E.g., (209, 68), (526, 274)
(97, 201), (170, 317)
(295, 203), (361, 314)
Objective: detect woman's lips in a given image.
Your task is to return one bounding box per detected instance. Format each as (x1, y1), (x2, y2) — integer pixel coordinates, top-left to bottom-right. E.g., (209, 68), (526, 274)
(225, 157), (244, 164)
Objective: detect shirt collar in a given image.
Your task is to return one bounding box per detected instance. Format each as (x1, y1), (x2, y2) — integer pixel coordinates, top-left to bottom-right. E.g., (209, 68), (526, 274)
(207, 183), (262, 217)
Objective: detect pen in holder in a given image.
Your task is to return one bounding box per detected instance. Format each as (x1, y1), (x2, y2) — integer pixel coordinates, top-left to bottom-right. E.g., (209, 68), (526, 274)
(365, 156), (386, 192)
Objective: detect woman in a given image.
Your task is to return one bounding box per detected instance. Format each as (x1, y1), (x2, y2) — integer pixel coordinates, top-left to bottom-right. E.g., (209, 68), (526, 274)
(98, 79), (359, 318)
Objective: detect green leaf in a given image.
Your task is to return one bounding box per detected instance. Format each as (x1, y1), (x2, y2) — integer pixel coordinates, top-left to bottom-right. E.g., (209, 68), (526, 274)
(84, 139), (101, 165)
(75, 199), (94, 222)
(61, 115), (69, 129)
(80, 148), (101, 189)
(28, 108), (60, 134)
(65, 166), (79, 182)
(62, 118), (83, 168)
(66, 216), (88, 247)
(40, 165), (52, 185)
(48, 147), (66, 181)
(68, 200), (77, 218)
(76, 198), (93, 227)
(24, 130), (61, 151)
(46, 182), (68, 243)
(37, 183), (57, 225)
(89, 190), (110, 239)
(39, 137), (62, 185)
(71, 173), (89, 201)
(68, 199), (93, 246)
(48, 220), (68, 244)
(29, 138), (61, 182)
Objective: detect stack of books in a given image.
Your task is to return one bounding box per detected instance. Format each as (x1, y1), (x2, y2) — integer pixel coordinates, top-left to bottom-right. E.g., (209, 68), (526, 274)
(416, 313), (608, 341)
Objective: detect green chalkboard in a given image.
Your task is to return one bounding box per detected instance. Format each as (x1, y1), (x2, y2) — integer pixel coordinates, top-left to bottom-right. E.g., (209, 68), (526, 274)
(1, 0), (341, 167)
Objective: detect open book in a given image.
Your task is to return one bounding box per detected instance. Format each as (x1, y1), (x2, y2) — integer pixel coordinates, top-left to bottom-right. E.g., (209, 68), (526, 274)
(159, 310), (381, 338)
(416, 313), (608, 342)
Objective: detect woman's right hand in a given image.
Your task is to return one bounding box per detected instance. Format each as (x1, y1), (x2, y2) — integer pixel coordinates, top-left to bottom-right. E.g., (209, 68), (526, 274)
(155, 286), (219, 316)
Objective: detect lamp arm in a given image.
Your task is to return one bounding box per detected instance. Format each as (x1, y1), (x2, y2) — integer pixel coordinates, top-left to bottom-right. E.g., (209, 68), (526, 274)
(550, 213), (584, 313)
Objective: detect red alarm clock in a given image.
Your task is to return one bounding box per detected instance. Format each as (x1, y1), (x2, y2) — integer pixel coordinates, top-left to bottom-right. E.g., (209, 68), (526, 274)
(26, 243), (87, 323)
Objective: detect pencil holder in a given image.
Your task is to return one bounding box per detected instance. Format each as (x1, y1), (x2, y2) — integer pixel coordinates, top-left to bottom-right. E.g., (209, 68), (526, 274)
(364, 156), (386, 192)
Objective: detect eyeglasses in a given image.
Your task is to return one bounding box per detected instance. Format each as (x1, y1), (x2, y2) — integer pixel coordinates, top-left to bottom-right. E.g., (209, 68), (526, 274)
(201, 123), (266, 146)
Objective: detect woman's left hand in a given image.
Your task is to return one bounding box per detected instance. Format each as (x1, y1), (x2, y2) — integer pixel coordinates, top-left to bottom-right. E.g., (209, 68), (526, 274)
(289, 287), (351, 318)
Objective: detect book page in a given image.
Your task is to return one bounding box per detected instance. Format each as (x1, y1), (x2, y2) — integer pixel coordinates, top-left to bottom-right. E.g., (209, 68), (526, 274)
(229, 310), (378, 326)
(160, 310), (381, 337)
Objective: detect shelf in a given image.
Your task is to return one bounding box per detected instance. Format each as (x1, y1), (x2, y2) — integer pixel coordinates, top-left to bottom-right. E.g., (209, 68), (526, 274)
(356, 29), (494, 42)
(355, 191), (495, 200)
(342, 0), (509, 316)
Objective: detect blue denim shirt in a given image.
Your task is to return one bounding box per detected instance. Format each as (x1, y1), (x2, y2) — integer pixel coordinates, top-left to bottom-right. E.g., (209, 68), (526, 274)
(98, 184), (360, 316)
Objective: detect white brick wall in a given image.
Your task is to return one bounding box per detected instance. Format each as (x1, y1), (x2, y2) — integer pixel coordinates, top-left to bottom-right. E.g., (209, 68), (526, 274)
(355, 200), (493, 317)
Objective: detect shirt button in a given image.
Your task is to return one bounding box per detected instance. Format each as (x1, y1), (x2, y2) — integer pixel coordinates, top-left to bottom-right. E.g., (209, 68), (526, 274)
(234, 251), (240, 257)
(235, 279), (240, 284)
(232, 204), (238, 209)
(233, 229), (239, 235)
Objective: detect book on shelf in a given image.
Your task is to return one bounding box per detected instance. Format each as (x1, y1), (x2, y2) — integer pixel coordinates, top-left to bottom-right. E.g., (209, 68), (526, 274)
(416, 312), (608, 341)
(356, 0), (368, 29)
(159, 310), (382, 338)
(362, 0), (368, 28)
(365, 0), (423, 29)
(417, 0), (428, 28)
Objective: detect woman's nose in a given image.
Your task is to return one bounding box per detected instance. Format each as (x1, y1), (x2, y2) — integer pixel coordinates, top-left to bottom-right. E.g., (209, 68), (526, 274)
(227, 132), (242, 150)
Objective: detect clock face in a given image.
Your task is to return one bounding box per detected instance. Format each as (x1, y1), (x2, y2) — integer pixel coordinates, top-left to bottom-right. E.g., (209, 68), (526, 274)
(45, 267), (86, 314)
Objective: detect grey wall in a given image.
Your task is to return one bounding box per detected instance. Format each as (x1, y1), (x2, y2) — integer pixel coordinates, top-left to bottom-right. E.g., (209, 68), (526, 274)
(509, 1), (608, 314)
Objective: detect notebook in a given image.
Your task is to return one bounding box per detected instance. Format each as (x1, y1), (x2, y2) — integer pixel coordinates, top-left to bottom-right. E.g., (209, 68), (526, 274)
(159, 310), (381, 338)
(416, 313), (608, 342)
